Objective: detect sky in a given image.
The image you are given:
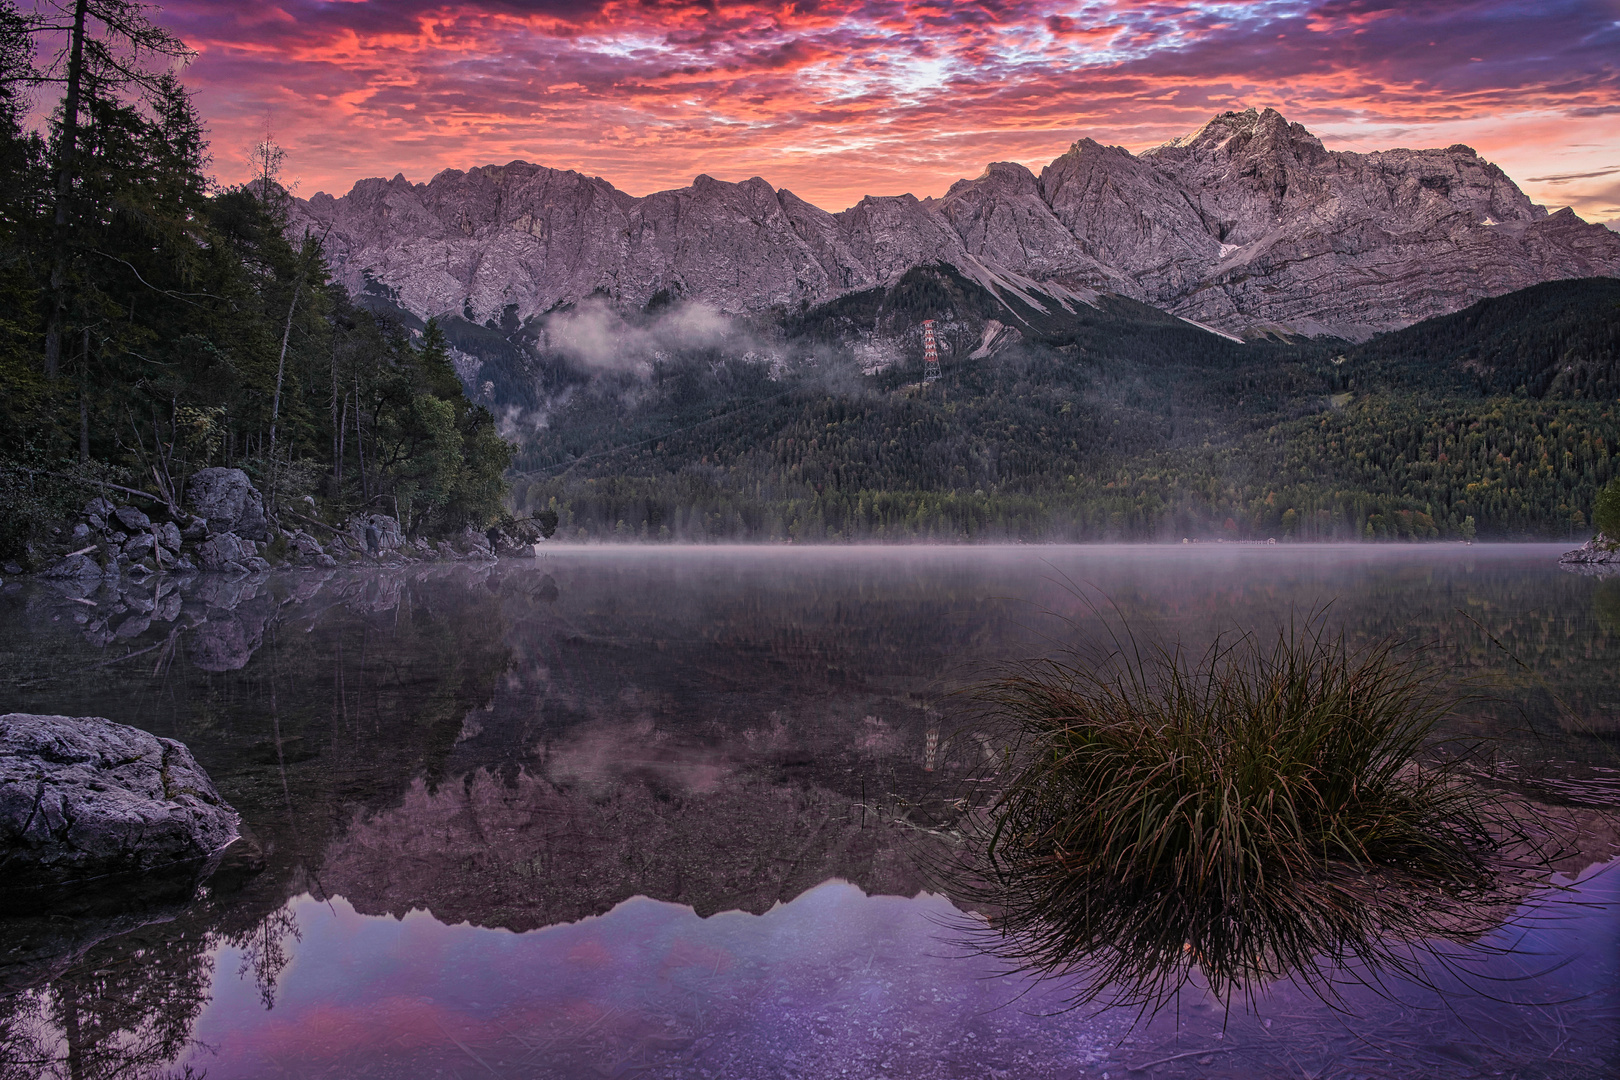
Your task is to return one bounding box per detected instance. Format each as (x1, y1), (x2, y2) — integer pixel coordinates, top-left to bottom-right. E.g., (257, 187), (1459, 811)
(116, 1), (1620, 220)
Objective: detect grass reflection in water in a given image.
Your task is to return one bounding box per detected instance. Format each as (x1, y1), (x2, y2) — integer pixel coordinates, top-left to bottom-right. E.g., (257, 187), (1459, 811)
(964, 613), (1549, 1015)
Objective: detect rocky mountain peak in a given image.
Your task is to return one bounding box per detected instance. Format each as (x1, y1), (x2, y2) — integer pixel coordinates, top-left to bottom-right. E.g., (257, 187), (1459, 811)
(293, 108), (1620, 340)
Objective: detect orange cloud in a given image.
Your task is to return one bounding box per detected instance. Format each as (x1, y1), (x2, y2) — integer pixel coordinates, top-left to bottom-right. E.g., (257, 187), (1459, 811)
(138, 0), (1618, 219)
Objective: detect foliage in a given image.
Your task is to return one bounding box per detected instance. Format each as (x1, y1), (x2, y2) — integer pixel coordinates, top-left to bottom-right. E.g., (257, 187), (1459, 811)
(967, 618), (1510, 1011)
(479, 267), (1620, 542)
(1595, 475), (1620, 539)
(0, 5), (510, 558)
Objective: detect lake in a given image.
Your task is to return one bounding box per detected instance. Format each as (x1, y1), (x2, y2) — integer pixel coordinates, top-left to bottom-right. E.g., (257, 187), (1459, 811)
(2, 544), (1617, 1079)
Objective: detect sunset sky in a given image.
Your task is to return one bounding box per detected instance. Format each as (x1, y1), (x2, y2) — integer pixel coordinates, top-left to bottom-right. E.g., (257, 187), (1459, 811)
(138, 1), (1619, 221)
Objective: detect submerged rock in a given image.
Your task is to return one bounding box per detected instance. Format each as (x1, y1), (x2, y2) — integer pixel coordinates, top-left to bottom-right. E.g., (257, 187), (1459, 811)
(0, 714), (239, 906)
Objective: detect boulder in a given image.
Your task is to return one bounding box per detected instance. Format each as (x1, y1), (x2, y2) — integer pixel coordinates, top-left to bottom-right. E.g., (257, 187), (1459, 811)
(346, 514), (404, 555)
(123, 532), (156, 561)
(112, 505), (151, 531)
(197, 532), (255, 571)
(287, 529), (327, 562)
(493, 524), (539, 557)
(1560, 534), (1620, 573)
(42, 553), (104, 580)
(457, 525), (495, 558)
(186, 468), (269, 541)
(154, 521), (182, 552)
(0, 714), (239, 898)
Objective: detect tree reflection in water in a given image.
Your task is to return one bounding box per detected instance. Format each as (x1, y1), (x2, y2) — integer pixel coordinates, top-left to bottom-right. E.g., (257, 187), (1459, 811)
(0, 547), (1614, 1077)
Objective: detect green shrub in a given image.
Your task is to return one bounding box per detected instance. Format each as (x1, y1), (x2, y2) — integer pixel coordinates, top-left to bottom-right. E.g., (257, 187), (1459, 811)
(970, 619), (1509, 1010)
(1595, 476), (1620, 539)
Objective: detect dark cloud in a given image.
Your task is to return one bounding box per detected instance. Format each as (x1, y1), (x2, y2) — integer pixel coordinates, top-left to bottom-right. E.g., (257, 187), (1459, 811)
(1527, 167), (1620, 183)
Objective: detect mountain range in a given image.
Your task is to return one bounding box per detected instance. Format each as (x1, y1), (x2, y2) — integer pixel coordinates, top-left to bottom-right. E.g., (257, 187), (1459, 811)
(294, 107), (1620, 342)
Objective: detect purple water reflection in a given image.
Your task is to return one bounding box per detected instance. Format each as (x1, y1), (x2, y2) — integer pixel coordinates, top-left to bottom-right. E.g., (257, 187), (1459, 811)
(187, 868), (1620, 1079)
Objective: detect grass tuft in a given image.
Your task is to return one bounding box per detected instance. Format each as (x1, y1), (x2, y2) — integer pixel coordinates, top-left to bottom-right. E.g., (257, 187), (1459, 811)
(966, 614), (1518, 1012)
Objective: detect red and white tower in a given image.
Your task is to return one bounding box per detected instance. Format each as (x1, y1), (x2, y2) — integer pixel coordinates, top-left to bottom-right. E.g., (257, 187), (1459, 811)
(921, 319), (941, 383)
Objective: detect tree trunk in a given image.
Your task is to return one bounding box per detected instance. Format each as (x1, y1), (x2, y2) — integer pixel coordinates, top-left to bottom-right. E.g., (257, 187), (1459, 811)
(44, 0), (90, 380)
(78, 329), (89, 463)
(354, 373), (367, 501)
(330, 340), (341, 483)
(336, 392), (347, 486)
(267, 276), (302, 458)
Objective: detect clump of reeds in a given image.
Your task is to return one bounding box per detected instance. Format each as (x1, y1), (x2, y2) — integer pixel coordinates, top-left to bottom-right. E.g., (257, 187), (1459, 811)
(967, 619), (1517, 1012)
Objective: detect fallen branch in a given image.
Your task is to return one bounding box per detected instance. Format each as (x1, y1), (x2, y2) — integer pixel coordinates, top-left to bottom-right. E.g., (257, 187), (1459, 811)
(13, 468), (166, 505)
(281, 509), (345, 535)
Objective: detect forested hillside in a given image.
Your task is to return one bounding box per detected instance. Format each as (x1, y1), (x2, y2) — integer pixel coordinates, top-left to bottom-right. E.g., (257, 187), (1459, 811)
(495, 271), (1620, 542)
(1, 1), (1614, 552)
(0, 1), (510, 561)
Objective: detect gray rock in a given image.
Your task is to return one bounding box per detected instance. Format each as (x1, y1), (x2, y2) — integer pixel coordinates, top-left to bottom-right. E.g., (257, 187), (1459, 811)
(197, 531), (255, 571)
(187, 468), (269, 541)
(1560, 534), (1620, 569)
(43, 553), (103, 580)
(287, 528), (327, 561)
(155, 521), (182, 552)
(347, 514), (404, 555)
(112, 505), (151, 531)
(457, 525), (494, 558)
(291, 107), (1620, 341)
(83, 496), (114, 520)
(123, 532), (156, 561)
(0, 714), (238, 895)
(71, 523), (89, 541)
(180, 515), (208, 541)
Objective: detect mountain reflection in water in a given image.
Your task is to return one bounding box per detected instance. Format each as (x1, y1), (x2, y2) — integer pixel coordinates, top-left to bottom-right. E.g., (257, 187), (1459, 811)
(0, 545), (1617, 1078)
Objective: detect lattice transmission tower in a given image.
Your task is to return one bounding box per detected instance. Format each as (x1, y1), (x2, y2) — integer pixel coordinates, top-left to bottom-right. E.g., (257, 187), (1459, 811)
(921, 319), (941, 383)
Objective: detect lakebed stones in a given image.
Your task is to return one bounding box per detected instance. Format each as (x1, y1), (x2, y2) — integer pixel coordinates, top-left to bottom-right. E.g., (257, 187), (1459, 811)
(0, 714), (239, 907)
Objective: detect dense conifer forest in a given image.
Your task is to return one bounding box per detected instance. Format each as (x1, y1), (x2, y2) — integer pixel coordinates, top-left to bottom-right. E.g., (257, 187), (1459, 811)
(0, 0), (510, 561)
(498, 272), (1620, 542)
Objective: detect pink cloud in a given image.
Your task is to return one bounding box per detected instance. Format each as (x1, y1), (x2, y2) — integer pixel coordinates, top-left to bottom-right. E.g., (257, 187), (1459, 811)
(137, 1), (1617, 218)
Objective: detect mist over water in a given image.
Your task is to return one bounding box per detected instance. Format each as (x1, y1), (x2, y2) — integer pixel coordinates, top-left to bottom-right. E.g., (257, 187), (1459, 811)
(1, 544), (1616, 1078)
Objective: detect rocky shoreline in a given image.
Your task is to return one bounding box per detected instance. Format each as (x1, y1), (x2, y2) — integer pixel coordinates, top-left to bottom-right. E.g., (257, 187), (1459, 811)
(3, 467), (539, 584)
(1559, 533), (1620, 575)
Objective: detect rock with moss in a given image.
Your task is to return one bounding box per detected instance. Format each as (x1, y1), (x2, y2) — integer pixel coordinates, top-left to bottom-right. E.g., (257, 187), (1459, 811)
(0, 714), (239, 905)
(1560, 533), (1620, 573)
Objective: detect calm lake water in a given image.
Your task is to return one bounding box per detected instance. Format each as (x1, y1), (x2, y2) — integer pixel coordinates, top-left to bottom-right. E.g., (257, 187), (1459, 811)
(2, 544), (1618, 1079)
